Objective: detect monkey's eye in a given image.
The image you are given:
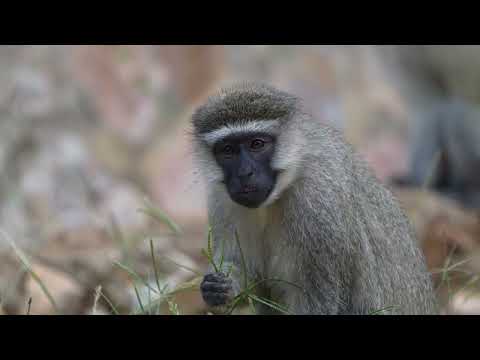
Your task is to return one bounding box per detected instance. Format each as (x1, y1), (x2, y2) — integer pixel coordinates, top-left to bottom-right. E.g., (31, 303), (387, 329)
(250, 139), (265, 150)
(222, 144), (234, 155)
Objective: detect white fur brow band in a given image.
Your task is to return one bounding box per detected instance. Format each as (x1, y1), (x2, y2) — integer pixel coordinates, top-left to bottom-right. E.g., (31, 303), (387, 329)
(203, 120), (280, 145)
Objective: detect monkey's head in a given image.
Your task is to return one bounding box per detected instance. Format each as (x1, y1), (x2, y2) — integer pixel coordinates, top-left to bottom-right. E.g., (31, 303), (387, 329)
(192, 82), (309, 209)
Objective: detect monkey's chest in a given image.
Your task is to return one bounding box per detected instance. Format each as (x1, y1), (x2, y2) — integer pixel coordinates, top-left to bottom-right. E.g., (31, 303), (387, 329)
(249, 240), (299, 306)
(235, 207), (298, 305)
(241, 221), (293, 278)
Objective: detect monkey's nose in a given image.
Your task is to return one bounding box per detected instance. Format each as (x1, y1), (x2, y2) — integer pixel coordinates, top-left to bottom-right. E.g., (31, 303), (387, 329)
(238, 169), (254, 178)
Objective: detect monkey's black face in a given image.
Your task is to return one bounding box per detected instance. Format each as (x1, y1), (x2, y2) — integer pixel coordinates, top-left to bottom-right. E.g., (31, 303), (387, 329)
(213, 133), (278, 208)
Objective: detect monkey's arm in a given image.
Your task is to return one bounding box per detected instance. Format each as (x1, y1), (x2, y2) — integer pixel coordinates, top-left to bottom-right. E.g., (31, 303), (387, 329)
(283, 178), (356, 315)
(287, 218), (350, 314)
(296, 249), (350, 315)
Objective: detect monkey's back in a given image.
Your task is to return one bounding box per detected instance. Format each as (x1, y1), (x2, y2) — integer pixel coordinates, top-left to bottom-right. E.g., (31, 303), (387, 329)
(289, 125), (438, 314)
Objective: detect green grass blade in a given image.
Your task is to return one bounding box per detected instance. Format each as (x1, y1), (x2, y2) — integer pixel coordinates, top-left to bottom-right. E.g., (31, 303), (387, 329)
(219, 236), (225, 272)
(113, 261), (159, 295)
(147, 284), (153, 315)
(202, 248), (219, 273)
(98, 289), (120, 315)
(26, 297), (32, 315)
(138, 198), (182, 236)
(0, 229), (58, 313)
(92, 286), (102, 315)
(168, 300), (181, 315)
(207, 227), (214, 259)
(157, 255), (202, 276)
(133, 295), (163, 315)
(227, 293), (248, 315)
(167, 276), (202, 295)
(228, 278), (303, 315)
(226, 263), (234, 277)
(248, 296), (256, 314)
(202, 226), (219, 272)
(149, 239), (163, 293)
(369, 306), (397, 315)
(108, 216), (131, 265)
(132, 281), (146, 314)
(133, 277), (202, 315)
(245, 278), (304, 294)
(248, 294), (292, 315)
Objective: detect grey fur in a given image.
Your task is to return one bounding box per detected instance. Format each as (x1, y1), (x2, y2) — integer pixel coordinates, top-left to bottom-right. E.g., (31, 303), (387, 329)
(192, 82), (299, 135)
(192, 82), (438, 315)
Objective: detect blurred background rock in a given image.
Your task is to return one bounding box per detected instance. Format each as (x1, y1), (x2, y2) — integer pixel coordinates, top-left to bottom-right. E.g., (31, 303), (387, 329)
(0, 45), (478, 315)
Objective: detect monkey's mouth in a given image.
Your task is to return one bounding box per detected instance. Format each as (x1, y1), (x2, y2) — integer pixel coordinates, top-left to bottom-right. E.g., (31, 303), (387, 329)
(230, 184), (273, 209)
(239, 185), (258, 194)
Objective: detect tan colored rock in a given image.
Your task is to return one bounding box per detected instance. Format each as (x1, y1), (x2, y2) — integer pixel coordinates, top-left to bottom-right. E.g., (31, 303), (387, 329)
(394, 188), (480, 313)
(449, 292), (480, 315)
(394, 188), (480, 257)
(141, 121), (208, 232)
(71, 45), (157, 145)
(0, 255), (28, 315)
(163, 288), (205, 315)
(158, 251), (205, 315)
(154, 45), (225, 104)
(87, 308), (110, 316)
(101, 184), (149, 234)
(359, 134), (408, 183)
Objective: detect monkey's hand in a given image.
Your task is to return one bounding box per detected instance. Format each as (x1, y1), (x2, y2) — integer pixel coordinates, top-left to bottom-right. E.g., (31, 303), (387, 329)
(201, 272), (237, 313)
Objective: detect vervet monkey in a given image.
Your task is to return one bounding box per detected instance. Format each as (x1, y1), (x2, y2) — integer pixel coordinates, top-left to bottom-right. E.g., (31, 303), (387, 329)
(396, 100), (480, 209)
(377, 45), (480, 209)
(192, 83), (437, 315)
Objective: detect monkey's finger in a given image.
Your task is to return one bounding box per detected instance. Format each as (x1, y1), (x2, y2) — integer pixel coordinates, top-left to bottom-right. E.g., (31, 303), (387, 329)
(202, 292), (230, 307)
(201, 281), (232, 293)
(203, 273), (231, 283)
